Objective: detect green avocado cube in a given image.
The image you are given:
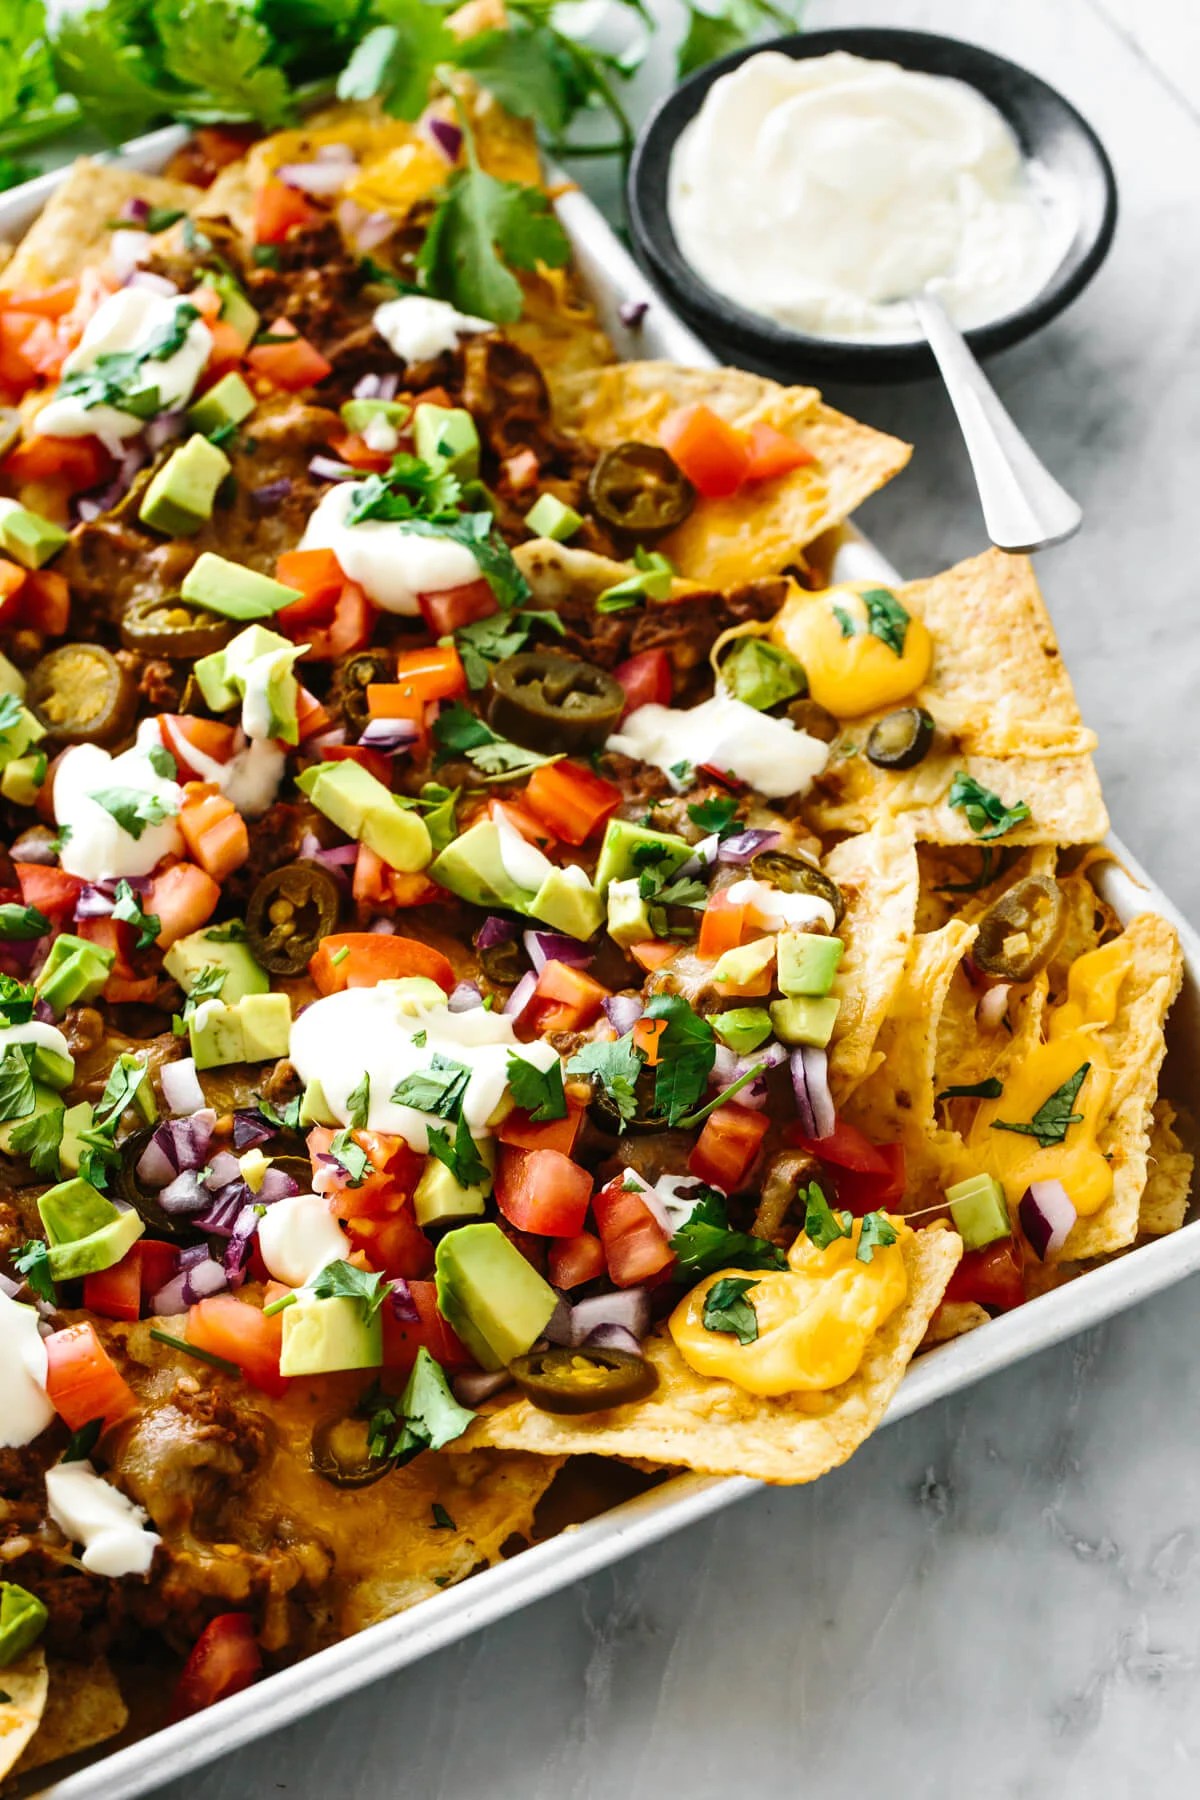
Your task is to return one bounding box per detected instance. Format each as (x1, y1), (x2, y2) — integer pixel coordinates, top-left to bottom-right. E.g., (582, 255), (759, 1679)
(429, 819), (532, 912)
(524, 492), (582, 542)
(181, 552), (302, 622)
(594, 818), (693, 896)
(946, 1173), (1011, 1249)
(769, 994), (840, 1048)
(719, 636), (807, 711)
(187, 370), (256, 438)
(188, 999), (246, 1069)
(434, 1222), (558, 1373)
(193, 649), (237, 712)
(414, 1147), (492, 1228)
(139, 434), (231, 537)
(164, 926), (267, 1006)
(0, 502), (68, 570)
(297, 761), (432, 872)
(530, 866), (604, 940)
(58, 1101), (95, 1176)
(606, 876), (655, 948)
(597, 549), (674, 610)
(238, 993), (292, 1062)
(706, 1006), (773, 1054)
(0, 703), (44, 770)
(712, 938), (776, 991)
(34, 934), (115, 1015)
(48, 1208), (144, 1281)
(38, 1176), (114, 1245)
(390, 977), (450, 1015)
(0, 653), (24, 699)
(29, 1043), (74, 1090)
(0, 751), (46, 806)
(279, 1294), (382, 1377)
(298, 1079), (337, 1128)
(0, 1582), (48, 1669)
(340, 397), (410, 435)
(413, 403), (480, 480)
(777, 931), (844, 998)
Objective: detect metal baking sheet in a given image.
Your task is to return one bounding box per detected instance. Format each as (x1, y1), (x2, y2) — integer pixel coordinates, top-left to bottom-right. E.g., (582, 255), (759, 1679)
(3, 144), (1198, 1800)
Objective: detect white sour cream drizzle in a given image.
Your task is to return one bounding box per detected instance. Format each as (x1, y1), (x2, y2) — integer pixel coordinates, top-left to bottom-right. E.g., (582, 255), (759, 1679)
(55, 719), (183, 882)
(724, 876), (836, 935)
(44, 1460), (160, 1579)
(373, 296), (490, 364)
(668, 50), (1075, 344)
(299, 481), (481, 616)
(0, 1292), (55, 1449)
(289, 983), (559, 1150)
(257, 1192), (353, 1289)
(37, 289), (213, 444)
(0, 1018), (74, 1072)
(606, 691), (828, 799)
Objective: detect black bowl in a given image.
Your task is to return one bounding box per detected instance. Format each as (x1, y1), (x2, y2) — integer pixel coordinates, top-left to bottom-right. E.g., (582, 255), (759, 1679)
(627, 28), (1118, 383)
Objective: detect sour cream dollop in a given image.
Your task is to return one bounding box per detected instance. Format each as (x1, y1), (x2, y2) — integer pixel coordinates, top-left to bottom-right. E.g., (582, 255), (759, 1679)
(373, 296), (490, 364)
(37, 289), (212, 444)
(55, 719), (183, 882)
(44, 1460), (160, 1579)
(668, 49), (1074, 343)
(0, 1292), (54, 1450)
(257, 1192), (353, 1289)
(607, 690), (828, 799)
(299, 481), (482, 616)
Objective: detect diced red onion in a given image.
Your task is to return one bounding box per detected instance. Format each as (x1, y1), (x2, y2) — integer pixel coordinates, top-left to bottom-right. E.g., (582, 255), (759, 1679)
(11, 831), (57, 865)
(110, 227), (152, 281)
(126, 269), (178, 297)
(278, 155), (357, 195)
(342, 203), (397, 252)
(0, 1272), (23, 1299)
(353, 373), (383, 399)
(619, 299), (649, 328)
(308, 454), (355, 481)
(389, 1279), (419, 1323)
(144, 410), (185, 453)
(977, 984), (1011, 1031)
(582, 1322), (643, 1357)
(448, 981), (482, 1012)
(223, 1207), (259, 1287)
(678, 833), (721, 880)
(300, 833), (357, 868)
(1019, 1180), (1076, 1260)
(420, 111), (463, 163)
(475, 916), (515, 951)
(232, 1109), (274, 1151)
(303, 727), (348, 756)
(183, 1257), (228, 1304)
(453, 1368), (511, 1406)
(158, 1168), (209, 1214)
(179, 1243), (210, 1270)
(136, 1135), (176, 1188)
(204, 1150), (241, 1191)
(542, 1296), (575, 1346)
(32, 997), (54, 1024)
(504, 970), (537, 1018)
(570, 1287), (650, 1345)
(257, 1165), (300, 1206)
(161, 1057), (205, 1116)
(251, 477), (293, 511)
(358, 718), (419, 751)
(791, 1045), (835, 1139)
(119, 196), (152, 223)
(193, 1182), (252, 1236)
(149, 1110), (216, 1179)
(522, 931), (594, 976)
(78, 441), (147, 518)
(602, 993), (643, 1036)
(718, 828), (780, 864)
(150, 1271), (191, 1316)
(961, 954), (988, 991)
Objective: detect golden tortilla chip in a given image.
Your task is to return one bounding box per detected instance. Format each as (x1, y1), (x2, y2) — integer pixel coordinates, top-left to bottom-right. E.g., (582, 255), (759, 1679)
(461, 1227), (960, 1484)
(551, 362), (910, 586)
(824, 821), (919, 1099)
(14, 1657), (127, 1777)
(1, 160), (200, 291)
(1139, 1100), (1194, 1238)
(921, 1300), (989, 1349)
(0, 1649), (48, 1781)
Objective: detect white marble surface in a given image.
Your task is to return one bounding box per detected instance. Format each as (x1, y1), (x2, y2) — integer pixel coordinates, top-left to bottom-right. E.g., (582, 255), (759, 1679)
(153, 2), (1200, 1795)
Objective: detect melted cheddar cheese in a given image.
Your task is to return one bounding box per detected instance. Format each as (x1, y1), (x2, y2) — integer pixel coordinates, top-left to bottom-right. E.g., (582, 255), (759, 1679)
(668, 1220), (909, 1396)
(771, 583), (933, 718)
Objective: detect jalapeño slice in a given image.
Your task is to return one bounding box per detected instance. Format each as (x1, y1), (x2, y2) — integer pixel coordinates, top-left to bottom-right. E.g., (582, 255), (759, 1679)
(974, 873), (1066, 983)
(749, 849), (845, 927)
(246, 862), (341, 975)
(120, 594), (233, 660)
(488, 652), (625, 752)
(587, 443), (695, 541)
(509, 1346), (657, 1414)
(27, 644), (137, 747)
(310, 1414), (394, 1489)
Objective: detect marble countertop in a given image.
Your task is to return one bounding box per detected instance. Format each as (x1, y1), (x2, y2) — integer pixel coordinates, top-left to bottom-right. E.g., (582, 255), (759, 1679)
(153, 1), (1200, 1795)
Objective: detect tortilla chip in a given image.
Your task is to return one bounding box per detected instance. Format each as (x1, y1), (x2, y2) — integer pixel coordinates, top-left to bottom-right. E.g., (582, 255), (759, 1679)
(825, 820), (919, 1099)
(0, 1649), (48, 1781)
(1139, 1100), (1194, 1237)
(0, 160), (200, 291)
(551, 362), (911, 586)
(462, 1227), (959, 1484)
(13, 1657), (127, 1777)
(921, 1300), (989, 1349)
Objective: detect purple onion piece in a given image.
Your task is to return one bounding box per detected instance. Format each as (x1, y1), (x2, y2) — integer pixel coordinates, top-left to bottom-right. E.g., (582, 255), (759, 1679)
(427, 115), (463, 162)
(204, 1150), (241, 1191)
(257, 1165), (300, 1206)
(119, 195), (152, 223)
(354, 210), (396, 251)
(231, 1109), (275, 1151)
(1019, 1180), (1076, 1260)
(542, 1296), (575, 1346)
(223, 1207), (259, 1287)
(179, 1243), (210, 1270)
(299, 832), (358, 869)
(182, 1257), (227, 1305)
(0, 1271), (23, 1300)
(277, 156), (356, 195)
(32, 997), (55, 1024)
(619, 299), (649, 328)
(582, 1322), (643, 1357)
(522, 930), (594, 976)
(358, 718), (419, 751)
(192, 1181), (253, 1236)
(250, 477), (293, 511)
(504, 970), (537, 1019)
(791, 1045), (835, 1140)
(135, 1136), (177, 1189)
(144, 411), (185, 454)
(308, 454), (355, 481)
(677, 833), (721, 880)
(718, 828), (781, 865)
(150, 1271), (191, 1316)
(75, 885), (117, 921)
(475, 915), (516, 951)
(389, 1279), (419, 1324)
(602, 993), (643, 1037)
(448, 981), (482, 1013)
(161, 1057), (205, 1116)
(156, 1110), (217, 1177)
(376, 372), (399, 401)
(353, 373), (382, 399)
(453, 1368), (512, 1406)
(158, 1169), (209, 1215)
(570, 1287), (650, 1346)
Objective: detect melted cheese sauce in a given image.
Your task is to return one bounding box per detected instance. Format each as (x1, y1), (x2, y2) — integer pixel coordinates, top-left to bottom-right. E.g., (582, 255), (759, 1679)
(771, 583), (933, 718)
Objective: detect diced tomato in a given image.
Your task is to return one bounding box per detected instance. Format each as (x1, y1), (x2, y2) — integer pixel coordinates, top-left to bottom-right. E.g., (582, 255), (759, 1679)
(170, 124), (260, 188)
(21, 569), (70, 635)
(254, 178), (322, 245)
(2, 283), (78, 321)
(171, 1614), (262, 1722)
(743, 421), (815, 482)
(660, 403), (751, 499)
(496, 1217), (548, 1275)
(3, 433), (110, 493)
(548, 1230), (606, 1289)
(523, 960), (611, 1035)
(501, 445), (540, 491)
(274, 547), (345, 626)
(788, 1117), (891, 1177)
(179, 783), (249, 881)
(82, 1240), (179, 1320)
(698, 892), (746, 959)
(145, 862), (221, 948)
(523, 761), (621, 847)
(343, 1195), (434, 1280)
(629, 939), (677, 973)
(417, 577), (498, 638)
(390, 645), (467, 705)
(613, 648), (672, 719)
(496, 1100), (583, 1156)
(247, 318), (332, 391)
(689, 1103), (770, 1192)
(0, 560), (26, 621)
(43, 1322), (138, 1429)
(381, 1279), (473, 1372)
(291, 580), (375, 660)
(309, 932), (455, 996)
(158, 713), (237, 779)
(835, 1142), (906, 1214)
(308, 1127), (433, 1278)
(319, 742), (393, 788)
(496, 1146), (592, 1237)
(15, 861), (83, 922)
(294, 684), (332, 741)
(945, 1239), (1026, 1312)
(186, 1294), (286, 1396)
(203, 318), (248, 378)
(327, 430), (391, 473)
(0, 313), (56, 395)
(137, 1239), (181, 1302)
(352, 844), (440, 911)
(593, 1175), (675, 1287)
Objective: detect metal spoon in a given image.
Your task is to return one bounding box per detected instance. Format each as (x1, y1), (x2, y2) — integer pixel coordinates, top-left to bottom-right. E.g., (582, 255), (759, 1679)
(911, 291), (1082, 554)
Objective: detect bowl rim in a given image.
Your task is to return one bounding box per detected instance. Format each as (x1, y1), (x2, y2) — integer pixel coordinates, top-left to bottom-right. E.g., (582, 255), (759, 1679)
(627, 25), (1119, 379)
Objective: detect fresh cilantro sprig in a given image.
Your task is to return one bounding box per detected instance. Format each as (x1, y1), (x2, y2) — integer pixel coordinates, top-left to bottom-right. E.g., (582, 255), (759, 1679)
(947, 772), (1032, 841)
(345, 454), (462, 526)
(0, 1044), (36, 1125)
(701, 1275), (760, 1345)
(112, 880), (161, 951)
(327, 1128), (372, 1187)
(366, 1346), (474, 1466)
(506, 1052), (566, 1123)
(803, 1184), (899, 1264)
(426, 1120), (490, 1190)
(310, 1258), (390, 1320)
(10, 1104), (63, 1179)
(565, 1034), (642, 1128)
(91, 786), (172, 840)
(13, 1238), (55, 1305)
(668, 1191), (786, 1279)
(992, 1064), (1090, 1150)
(453, 607), (564, 692)
(433, 702), (558, 781)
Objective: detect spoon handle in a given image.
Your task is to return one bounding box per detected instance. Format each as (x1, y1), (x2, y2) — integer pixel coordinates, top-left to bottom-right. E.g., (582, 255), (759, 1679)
(912, 292), (1082, 554)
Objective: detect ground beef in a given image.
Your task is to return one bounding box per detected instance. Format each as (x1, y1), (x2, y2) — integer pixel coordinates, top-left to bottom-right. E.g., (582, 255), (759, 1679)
(223, 799), (326, 911)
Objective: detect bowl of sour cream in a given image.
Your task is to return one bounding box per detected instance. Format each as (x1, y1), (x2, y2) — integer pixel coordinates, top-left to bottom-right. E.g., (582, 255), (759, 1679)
(628, 29), (1117, 381)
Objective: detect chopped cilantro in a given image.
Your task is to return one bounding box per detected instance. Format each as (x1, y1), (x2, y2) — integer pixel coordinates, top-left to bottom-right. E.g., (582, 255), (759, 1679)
(0, 904), (49, 942)
(506, 1052), (566, 1122)
(426, 1119), (489, 1190)
(947, 772), (1031, 841)
(204, 920), (247, 942)
(345, 453), (462, 526)
(937, 1078), (1004, 1101)
(13, 1239), (54, 1305)
(391, 1055), (471, 1119)
(10, 1103), (63, 1180)
(346, 1072), (371, 1131)
(565, 1035), (642, 1130)
(856, 1212), (899, 1263)
(453, 607), (564, 691)
(431, 1502), (456, 1530)
(112, 879), (161, 951)
(367, 1347), (475, 1465)
(326, 1128), (372, 1187)
(433, 702), (557, 780)
(147, 744), (177, 780)
(90, 786), (172, 840)
(860, 586), (910, 656)
(668, 1191), (786, 1278)
(803, 1182), (852, 1250)
(992, 1064), (1090, 1149)
(0, 976), (34, 1025)
(687, 795), (738, 837)
(701, 1275), (760, 1345)
(62, 1418), (103, 1463)
(0, 1044), (35, 1124)
(310, 1258), (390, 1320)
(642, 993), (716, 1126)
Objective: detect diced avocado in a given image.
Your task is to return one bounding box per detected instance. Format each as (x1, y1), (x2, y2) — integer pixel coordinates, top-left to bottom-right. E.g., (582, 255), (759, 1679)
(719, 636), (807, 711)
(0, 1581), (48, 1669)
(38, 1177), (144, 1280)
(296, 761), (432, 872)
(279, 1293), (382, 1377)
(220, 622), (296, 681)
(777, 931), (844, 998)
(29, 1044), (74, 1091)
(58, 1101), (94, 1176)
(193, 648), (237, 712)
(413, 403), (480, 481)
(712, 937), (777, 994)
(201, 272), (259, 348)
(434, 1221), (558, 1373)
(187, 369), (256, 437)
(0, 1083), (63, 1155)
(299, 1078), (337, 1127)
(0, 503), (67, 571)
(164, 926), (268, 1005)
(414, 1147), (492, 1228)
(238, 993), (292, 1062)
(706, 1006), (773, 1054)
(0, 750), (46, 806)
(597, 549), (674, 609)
(138, 434), (231, 537)
(340, 397), (410, 435)
(524, 493), (582, 542)
(531, 867), (604, 940)
(429, 818), (529, 912)
(594, 818), (693, 897)
(389, 976), (450, 1016)
(946, 1173), (1011, 1249)
(769, 995), (840, 1048)
(0, 653), (24, 698)
(181, 552), (302, 622)
(606, 876), (654, 948)
(188, 999), (247, 1070)
(0, 703), (44, 770)
(49, 1209), (144, 1281)
(112, 1051), (157, 1126)
(34, 934), (114, 1015)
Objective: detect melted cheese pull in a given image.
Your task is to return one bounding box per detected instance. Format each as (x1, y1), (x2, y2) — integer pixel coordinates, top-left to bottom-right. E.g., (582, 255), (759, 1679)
(771, 582), (932, 718)
(669, 1219), (909, 1396)
(969, 936), (1134, 1217)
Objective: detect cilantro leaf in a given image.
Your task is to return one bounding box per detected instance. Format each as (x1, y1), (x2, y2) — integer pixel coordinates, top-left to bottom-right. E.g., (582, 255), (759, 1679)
(937, 1078), (1004, 1101)
(204, 920), (248, 943)
(0, 1044), (36, 1124)
(402, 514), (530, 612)
(0, 975), (34, 1025)
(327, 1128), (372, 1187)
(49, 11), (169, 141)
(371, 1346), (475, 1465)
(565, 1035), (642, 1130)
(992, 1064), (1091, 1150)
(346, 1072), (371, 1131)
(431, 1501), (456, 1530)
(456, 21), (589, 138)
(391, 1055), (471, 1119)
(345, 454), (462, 526)
(310, 1258), (390, 1319)
(13, 1237), (54, 1305)
(426, 1120), (489, 1190)
(418, 153), (570, 325)
(112, 880), (161, 952)
(803, 1182), (852, 1250)
(95, 1053), (149, 1131)
(432, 702), (556, 780)
(152, 0), (291, 128)
(701, 1275), (760, 1345)
(687, 796), (738, 837)
(147, 745), (177, 780)
(91, 786), (172, 840)
(505, 1052), (566, 1123)
(947, 772), (1032, 841)
(643, 993), (715, 1126)
(62, 1418), (103, 1463)
(0, 904), (49, 941)
(336, 5), (456, 122)
(675, 1059), (769, 1130)
(10, 1101), (63, 1179)
(668, 1191), (786, 1278)
(453, 608), (563, 691)
(173, 962), (226, 1033)
(856, 1212), (899, 1263)
(860, 587), (910, 656)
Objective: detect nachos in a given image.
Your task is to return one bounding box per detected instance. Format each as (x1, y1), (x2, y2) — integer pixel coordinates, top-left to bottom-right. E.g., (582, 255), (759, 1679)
(0, 60), (1187, 1782)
